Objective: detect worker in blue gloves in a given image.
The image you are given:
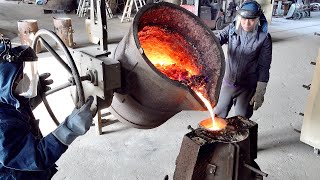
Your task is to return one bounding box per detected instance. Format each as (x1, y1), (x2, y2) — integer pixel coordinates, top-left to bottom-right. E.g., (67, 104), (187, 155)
(214, 0), (272, 118)
(0, 37), (93, 179)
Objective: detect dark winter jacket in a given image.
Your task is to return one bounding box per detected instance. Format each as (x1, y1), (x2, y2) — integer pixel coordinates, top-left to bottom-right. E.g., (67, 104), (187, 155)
(0, 49), (68, 179)
(216, 17), (272, 88)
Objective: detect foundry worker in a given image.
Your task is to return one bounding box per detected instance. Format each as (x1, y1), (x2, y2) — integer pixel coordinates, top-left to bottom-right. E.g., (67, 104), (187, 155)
(0, 38), (93, 179)
(214, 0), (272, 118)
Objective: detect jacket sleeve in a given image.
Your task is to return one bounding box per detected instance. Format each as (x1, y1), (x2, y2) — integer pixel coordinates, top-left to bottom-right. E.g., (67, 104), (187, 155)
(0, 117), (68, 171)
(216, 24), (231, 46)
(257, 33), (272, 82)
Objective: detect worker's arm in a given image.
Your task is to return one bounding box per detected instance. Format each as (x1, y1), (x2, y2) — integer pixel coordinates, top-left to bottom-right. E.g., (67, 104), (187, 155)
(216, 24), (231, 46)
(257, 33), (272, 82)
(0, 117), (68, 171)
(0, 96), (93, 171)
(249, 33), (272, 110)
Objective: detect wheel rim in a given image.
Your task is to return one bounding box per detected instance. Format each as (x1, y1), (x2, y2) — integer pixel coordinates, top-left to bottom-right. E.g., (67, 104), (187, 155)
(32, 29), (85, 125)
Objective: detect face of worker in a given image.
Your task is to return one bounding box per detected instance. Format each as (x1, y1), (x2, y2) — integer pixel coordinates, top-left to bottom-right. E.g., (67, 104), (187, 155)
(240, 17), (258, 32)
(13, 72), (31, 97)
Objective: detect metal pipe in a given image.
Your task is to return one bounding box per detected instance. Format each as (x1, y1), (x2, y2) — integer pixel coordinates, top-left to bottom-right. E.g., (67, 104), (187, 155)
(44, 75), (91, 96)
(244, 163), (268, 177)
(68, 74), (92, 85)
(45, 82), (72, 96)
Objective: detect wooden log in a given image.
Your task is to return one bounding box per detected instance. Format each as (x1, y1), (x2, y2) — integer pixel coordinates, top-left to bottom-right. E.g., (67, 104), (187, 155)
(85, 19), (100, 44)
(53, 17), (75, 48)
(17, 19), (41, 53)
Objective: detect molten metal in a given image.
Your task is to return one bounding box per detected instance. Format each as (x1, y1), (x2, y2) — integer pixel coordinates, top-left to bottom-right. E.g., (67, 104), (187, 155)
(138, 25), (226, 130)
(138, 26), (200, 81)
(110, 2), (224, 129)
(199, 117), (227, 131)
(138, 25), (208, 92)
(196, 91), (227, 131)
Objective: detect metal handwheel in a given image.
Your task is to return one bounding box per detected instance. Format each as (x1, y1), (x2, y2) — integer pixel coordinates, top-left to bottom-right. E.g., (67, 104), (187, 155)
(32, 29), (85, 126)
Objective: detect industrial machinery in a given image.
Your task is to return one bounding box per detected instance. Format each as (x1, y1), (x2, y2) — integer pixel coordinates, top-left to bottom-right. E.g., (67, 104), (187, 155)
(32, 1), (225, 128)
(29, 1), (267, 179)
(284, 0), (311, 19)
(180, 0), (238, 30)
(174, 116), (267, 180)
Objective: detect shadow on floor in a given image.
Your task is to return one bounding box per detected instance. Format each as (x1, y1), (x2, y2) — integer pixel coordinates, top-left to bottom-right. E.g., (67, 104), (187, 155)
(257, 127), (304, 152)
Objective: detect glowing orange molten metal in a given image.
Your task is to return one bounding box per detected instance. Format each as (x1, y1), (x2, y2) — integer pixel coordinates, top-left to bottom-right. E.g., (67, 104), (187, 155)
(138, 26), (200, 81)
(196, 91), (227, 131)
(199, 117), (227, 131)
(138, 25), (225, 130)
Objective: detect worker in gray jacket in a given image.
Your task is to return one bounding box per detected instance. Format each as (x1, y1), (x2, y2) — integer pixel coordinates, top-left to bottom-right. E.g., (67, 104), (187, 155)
(214, 0), (272, 118)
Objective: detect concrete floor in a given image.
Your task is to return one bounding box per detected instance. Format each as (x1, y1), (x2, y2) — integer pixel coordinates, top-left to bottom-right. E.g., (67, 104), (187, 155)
(1, 1), (320, 179)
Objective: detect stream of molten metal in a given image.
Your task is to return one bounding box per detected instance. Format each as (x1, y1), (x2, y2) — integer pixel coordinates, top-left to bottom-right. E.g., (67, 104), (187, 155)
(195, 91), (227, 131)
(138, 25), (226, 130)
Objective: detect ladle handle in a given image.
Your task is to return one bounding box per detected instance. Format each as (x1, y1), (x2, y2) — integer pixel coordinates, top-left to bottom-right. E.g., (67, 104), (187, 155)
(244, 163), (268, 177)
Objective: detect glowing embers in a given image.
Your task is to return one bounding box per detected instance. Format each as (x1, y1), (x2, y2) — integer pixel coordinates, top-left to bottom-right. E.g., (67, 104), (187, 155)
(138, 25), (200, 81)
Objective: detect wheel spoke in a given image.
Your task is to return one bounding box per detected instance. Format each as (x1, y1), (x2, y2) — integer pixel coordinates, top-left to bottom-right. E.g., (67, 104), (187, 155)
(42, 96), (60, 126)
(39, 37), (72, 75)
(45, 81), (73, 96)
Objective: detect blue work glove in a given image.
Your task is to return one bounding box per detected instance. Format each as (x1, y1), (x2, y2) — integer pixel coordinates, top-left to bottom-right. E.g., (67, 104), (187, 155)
(30, 73), (53, 110)
(52, 96), (94, 145)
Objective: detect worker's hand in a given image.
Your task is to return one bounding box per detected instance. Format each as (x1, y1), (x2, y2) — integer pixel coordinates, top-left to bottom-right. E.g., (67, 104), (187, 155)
(38, 73), (53, 92)
(30, 73), (53, 110)
(249, 82), (267, 110)
(52, 96), (94, 145)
